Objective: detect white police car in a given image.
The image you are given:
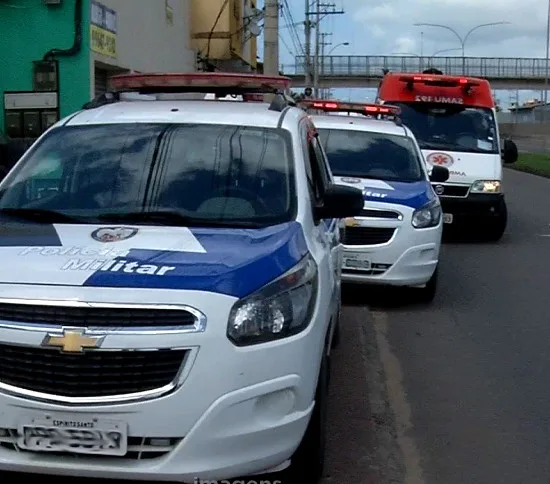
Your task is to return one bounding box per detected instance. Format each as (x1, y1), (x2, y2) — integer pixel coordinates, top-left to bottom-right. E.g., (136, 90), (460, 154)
(0, 74), (363, 482)
(303, 100), (449, 301)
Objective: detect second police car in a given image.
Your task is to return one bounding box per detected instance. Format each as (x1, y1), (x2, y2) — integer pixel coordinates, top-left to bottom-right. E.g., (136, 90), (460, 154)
(302, 100), (449, 302)
(0, 73), (364, 483)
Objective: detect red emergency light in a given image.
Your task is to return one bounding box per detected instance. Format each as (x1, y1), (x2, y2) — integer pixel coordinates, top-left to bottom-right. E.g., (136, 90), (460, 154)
(399, 74), (480, 94)
(301, 100), (401, 116)
(109, 72), (291, 94)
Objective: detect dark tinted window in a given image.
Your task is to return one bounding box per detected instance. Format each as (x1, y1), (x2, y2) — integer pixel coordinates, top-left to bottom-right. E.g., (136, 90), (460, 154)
(0, 123), (295, 226)
(391, 102), (498, 154)
(317, 128), (424, 182)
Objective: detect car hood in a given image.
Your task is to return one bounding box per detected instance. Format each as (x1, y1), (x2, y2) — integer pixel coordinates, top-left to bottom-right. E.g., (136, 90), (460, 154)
(334, 176), (433, 209)
(0, 221), (308, 298)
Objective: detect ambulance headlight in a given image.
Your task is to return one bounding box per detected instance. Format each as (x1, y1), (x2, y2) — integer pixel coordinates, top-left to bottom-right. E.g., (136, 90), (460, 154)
(227, 254), (318, 346)
(470, 180), (501, 193)
(411, 199), (442, 229)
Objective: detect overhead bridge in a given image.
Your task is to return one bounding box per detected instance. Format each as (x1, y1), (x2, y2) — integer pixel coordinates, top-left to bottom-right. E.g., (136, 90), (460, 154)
(282, 56), (550, 90)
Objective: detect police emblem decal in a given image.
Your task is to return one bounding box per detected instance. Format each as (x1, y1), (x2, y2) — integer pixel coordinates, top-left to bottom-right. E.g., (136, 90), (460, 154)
(91, 227), (138, 243)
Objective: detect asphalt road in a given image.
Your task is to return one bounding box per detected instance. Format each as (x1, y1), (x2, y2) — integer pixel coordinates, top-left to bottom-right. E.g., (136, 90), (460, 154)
(340, 166), (550, 484)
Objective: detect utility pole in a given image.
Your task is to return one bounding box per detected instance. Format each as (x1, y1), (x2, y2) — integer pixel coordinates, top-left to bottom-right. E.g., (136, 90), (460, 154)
(309, 1), (344, 98)
(304, 0), (312, 93)
(263, 0), (279, 76)
(320, 32), (332, 99)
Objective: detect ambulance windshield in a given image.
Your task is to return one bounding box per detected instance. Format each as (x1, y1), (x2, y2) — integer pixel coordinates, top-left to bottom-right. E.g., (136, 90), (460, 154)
(390, 102), (498, 154)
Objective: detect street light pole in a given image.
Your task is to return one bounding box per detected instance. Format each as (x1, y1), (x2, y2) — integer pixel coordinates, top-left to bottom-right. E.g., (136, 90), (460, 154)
(328, 41), (349, 55)
(544, 0), (550, 122)
(323, 42), (349, 99)
(414, 22), (510, 74)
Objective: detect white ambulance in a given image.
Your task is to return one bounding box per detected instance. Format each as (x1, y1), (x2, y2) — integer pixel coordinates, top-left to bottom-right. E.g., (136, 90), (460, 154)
(377, 70), (518, 241)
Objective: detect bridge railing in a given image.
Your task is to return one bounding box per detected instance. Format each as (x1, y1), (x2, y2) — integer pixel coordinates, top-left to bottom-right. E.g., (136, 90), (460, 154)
(283, 56), (550, 79)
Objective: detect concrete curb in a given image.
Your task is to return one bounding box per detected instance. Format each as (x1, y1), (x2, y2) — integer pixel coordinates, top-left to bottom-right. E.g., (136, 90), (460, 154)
(359, 307), (406, 484)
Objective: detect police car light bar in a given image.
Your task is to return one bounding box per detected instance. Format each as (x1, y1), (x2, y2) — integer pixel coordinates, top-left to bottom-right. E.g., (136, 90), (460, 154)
(399, 74), (480, 90)
(301, 100), (401, 116)
(109, 72), (291, 94)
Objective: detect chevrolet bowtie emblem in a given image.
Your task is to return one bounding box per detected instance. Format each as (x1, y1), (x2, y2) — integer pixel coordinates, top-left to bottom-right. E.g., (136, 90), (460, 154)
(42, 328), (105, 353)
(344, 217), (360, 227)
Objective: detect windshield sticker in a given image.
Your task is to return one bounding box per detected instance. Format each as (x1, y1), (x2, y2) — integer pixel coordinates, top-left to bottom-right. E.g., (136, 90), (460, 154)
(341, 177), (362, 184)
(91, 227), (138, 243)
(426, 152), (454, 167)
(415, 95), (464, 104)
(477, 140), (493, 150)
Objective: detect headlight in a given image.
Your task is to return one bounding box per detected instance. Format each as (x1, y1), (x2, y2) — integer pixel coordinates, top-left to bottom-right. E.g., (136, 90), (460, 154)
(411, 199), (442, 229)
(227, 254), (318, 346)
(470, 180), (501, 193)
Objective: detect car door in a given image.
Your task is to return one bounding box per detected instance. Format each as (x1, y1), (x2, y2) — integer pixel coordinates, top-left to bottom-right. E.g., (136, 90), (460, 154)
(300, 119), (341, 323)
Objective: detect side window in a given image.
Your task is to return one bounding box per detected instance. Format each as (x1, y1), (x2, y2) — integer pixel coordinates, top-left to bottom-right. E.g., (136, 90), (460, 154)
(300, 120), (330, 216)
(300, 121), (315, 194)
(312, 135), (333, 184)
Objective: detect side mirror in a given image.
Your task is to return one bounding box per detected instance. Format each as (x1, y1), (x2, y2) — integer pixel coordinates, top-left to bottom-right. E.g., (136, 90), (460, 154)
(429, 165), (449, 183)
(501, 139), (518, 164)
(316, 184), (364, 219)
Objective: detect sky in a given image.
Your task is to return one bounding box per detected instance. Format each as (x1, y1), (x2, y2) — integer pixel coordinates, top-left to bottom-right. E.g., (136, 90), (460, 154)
(258, 0), (550, 109)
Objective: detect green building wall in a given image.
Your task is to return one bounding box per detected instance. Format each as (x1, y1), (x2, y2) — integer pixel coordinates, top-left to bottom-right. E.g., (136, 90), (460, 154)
(0, 0), (91, 133)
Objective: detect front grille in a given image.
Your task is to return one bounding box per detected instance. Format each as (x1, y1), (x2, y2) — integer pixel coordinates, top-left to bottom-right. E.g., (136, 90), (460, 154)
(0, 302), (197, 328)
(359, 209), (401, 219)
(433, 184), (469, 197)
(0, 430), (182, 460)
(340, 227), (395, 245)
(0, 344), (187, 397)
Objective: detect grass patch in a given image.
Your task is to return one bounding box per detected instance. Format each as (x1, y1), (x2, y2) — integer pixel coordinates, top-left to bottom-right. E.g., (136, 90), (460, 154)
(509, 153), (550, 178)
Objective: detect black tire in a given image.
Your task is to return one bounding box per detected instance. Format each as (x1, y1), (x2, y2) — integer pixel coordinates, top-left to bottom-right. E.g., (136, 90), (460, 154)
(415, 267), (438, 303)
(283, 351), (330, 484)
(484, 199), (507, 242)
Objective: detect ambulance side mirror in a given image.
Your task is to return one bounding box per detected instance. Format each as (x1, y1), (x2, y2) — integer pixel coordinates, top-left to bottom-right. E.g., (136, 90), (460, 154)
(429, 165), (449, 183)
(501, 139), (518, 164)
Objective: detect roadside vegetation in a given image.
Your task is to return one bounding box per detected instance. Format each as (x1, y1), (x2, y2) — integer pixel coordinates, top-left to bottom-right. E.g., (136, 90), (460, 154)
(510, 153), (550, 178)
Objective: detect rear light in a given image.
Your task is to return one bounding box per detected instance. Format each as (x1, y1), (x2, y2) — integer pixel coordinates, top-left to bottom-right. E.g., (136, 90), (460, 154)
(301, 99), (401, 116)
(109, 72), (291, 94)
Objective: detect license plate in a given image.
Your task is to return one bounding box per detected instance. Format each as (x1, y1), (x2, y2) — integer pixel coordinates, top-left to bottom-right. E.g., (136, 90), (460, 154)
(443, 213), (453, 224)
(343, 252), (371, 270)
(17, 416), (128, 456)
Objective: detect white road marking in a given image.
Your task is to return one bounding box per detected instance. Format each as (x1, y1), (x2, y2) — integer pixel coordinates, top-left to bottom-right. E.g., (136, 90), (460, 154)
(372, 310), (426, 484)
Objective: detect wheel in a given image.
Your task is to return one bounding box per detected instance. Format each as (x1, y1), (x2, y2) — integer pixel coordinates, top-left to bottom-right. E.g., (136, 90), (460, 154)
(283, 351), (330, 484)
(484, 199), (507, 242)
(415, 267), (438, 303)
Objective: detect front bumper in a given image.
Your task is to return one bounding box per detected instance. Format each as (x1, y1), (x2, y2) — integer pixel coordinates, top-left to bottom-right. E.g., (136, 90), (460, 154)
(0, 285), (323, 482)
(341, 218), (442, 287)
(439, 193), (505, 225)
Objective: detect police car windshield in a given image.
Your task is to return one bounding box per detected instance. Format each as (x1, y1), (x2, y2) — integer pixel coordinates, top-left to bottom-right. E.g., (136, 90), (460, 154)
(0, 123), (295, 227)
(390, 102), (499, 154)
(317, 128), (425, 182)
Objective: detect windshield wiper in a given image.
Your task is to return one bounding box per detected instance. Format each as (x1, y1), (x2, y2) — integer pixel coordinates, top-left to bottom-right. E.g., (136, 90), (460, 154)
(0, 208), (84, 224)
(96, 209), (265, 228)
